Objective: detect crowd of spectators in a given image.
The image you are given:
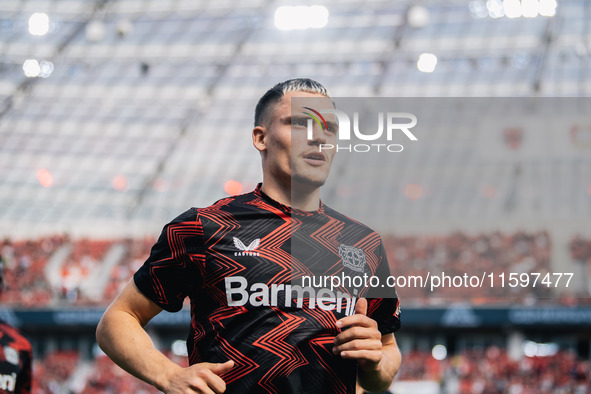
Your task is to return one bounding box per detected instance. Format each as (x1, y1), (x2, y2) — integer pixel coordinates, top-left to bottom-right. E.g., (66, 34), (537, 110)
(2, 232), (590, 307)
(396, 346), (590, 394)
(567, 235), (591, 302)
(102, 236), (155, 302)
(1, 236), (67, 307)
(384, 231), (554, 305)
(85, 350), (189, 393)
(59, 239), (114, 304)
(570, 236), (591, 264)
(79, 354), (160, 394)
(33, 349), (189, 393)
(32, 350), (79, 394)
(30, 346), (589, 393)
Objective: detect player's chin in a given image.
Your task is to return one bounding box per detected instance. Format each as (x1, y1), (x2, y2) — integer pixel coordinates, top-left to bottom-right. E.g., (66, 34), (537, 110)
(292, 173), (328, 188)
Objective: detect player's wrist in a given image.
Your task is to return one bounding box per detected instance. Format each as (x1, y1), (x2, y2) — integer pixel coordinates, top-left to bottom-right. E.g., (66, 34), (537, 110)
(358, 359), (390, 393)
(154, 362), (183, 392)
(358, 357), (382, 372)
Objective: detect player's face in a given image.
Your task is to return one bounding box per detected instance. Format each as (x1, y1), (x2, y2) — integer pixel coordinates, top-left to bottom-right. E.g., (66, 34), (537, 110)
(259, 91), (337, 190)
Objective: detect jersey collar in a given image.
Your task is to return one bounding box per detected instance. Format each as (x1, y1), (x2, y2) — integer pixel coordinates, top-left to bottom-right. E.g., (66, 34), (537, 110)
(254, 183), (325, 216)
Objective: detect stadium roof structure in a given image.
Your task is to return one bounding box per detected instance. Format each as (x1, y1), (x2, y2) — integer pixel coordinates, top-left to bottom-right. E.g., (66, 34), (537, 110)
(0, 0), (590, 237)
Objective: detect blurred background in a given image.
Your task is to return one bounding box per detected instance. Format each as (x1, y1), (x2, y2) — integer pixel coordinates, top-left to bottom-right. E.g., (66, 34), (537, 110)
(1, 0), (590, 392)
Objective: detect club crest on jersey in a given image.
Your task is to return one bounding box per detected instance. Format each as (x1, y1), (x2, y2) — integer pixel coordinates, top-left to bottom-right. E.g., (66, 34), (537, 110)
(233, 237), (260, 256)
(339, 244), (366, 273)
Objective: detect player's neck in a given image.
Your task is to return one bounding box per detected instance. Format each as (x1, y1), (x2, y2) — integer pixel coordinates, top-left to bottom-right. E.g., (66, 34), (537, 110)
(261, 179), (321, 212)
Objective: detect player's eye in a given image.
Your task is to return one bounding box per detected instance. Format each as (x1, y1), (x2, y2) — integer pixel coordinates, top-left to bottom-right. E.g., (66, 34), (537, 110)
(291, 118), (308, 127)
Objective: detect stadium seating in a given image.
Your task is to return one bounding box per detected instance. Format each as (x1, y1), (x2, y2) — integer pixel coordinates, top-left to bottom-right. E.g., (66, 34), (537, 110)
(384, 231), (554, 304)
(31, 346), (590, 393)
(78, 354), (159, 394)
(396, 347), (590, 393)
(33, 350), (79, 394)
(4, 232), (591, 307)
(1, 235), (66, 307)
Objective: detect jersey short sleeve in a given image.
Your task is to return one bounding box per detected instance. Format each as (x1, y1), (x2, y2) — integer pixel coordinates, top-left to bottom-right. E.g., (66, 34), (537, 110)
(134, 209), (205, 312)
(366, 242), (401, 335)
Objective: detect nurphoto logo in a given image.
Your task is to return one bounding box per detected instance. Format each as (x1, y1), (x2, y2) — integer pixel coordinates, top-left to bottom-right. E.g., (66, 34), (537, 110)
(304, 108), (418, 153)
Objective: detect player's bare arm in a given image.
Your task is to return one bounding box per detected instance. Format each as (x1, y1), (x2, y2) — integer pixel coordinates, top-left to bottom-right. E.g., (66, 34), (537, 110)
(96, 280), (233, 394)
(333, 298), (402, 393)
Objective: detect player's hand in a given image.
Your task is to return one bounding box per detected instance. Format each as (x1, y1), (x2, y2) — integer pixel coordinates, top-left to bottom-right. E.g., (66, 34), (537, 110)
(332, 298), (383, 371)
(161, 360), (234, 394)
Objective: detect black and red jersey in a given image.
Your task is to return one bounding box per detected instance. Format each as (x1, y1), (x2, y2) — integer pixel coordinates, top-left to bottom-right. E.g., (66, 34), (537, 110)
(135, 184), (400, 394)
(0, 322), (32, 394)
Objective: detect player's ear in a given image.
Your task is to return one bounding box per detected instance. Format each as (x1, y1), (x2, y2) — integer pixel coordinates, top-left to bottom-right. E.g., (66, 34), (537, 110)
(252, 125), (266, 153)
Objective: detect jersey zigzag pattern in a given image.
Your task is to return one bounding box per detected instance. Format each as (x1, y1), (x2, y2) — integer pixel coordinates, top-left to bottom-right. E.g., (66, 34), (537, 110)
(134, 184), (400, 394)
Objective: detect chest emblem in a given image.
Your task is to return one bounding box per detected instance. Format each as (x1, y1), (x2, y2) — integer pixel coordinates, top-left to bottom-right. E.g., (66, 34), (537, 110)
(233, 237), (261, 256)
(339, 244), (366, 273)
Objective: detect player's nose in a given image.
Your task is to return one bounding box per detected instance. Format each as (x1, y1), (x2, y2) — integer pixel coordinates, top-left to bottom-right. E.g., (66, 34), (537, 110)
(308, 124), (327, 145)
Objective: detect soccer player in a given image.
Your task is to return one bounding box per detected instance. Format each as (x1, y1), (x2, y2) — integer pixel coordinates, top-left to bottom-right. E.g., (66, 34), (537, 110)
(0, 259), (33, 394)
(96, 78), (401, 393)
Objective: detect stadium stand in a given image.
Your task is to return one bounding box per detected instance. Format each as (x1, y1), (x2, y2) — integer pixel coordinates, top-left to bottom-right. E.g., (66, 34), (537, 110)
(77, 354), (160, 394)
(58, 239), (115, 304)
(32, 350), (79, 394)
(384, 231), (554, 304)
(102, 236), (155, 302)
(571, 235), (591, 265)
(396, 347), (590, 393)
(1, 235), (66, 307)
(30, 346), (590, 393)
(3, 231), (586, 308)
